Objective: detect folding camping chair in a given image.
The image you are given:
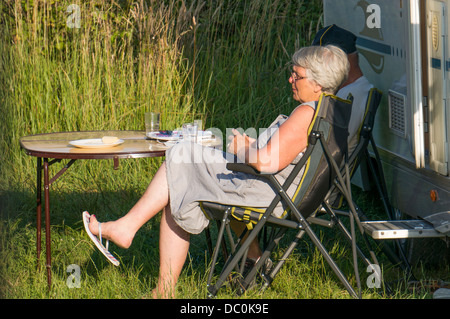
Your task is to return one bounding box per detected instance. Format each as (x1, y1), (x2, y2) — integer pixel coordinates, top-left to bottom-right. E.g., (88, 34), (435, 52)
(328, 88), (449, 284)
(321, 88), (413, 275)
(288, 87), (413, 296)
(257, 87), (412, 298)
(201, 93), (364, 298)
(356, 93), (450, 264)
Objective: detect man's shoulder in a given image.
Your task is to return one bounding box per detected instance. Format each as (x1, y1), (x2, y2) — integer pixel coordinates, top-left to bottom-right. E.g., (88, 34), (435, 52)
(337, 76), (373, 100)
(343, 76), (373, 91)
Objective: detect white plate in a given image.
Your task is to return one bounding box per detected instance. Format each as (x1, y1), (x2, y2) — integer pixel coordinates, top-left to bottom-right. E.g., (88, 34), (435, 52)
(69, 138), (124, 149)
(147, 131), (182, 141)
(198, 130), (213, 140)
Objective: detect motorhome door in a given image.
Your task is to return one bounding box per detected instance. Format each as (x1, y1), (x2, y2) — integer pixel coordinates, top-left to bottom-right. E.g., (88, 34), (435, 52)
(426, 0), (449, 176)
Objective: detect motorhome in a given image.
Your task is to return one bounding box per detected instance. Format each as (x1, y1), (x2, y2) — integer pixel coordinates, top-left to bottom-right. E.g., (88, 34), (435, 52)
(323, 0), (449, 218)
(323, 0), (449, 256)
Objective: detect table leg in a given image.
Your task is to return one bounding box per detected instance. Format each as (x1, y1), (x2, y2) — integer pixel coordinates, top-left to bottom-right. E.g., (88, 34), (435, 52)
(36, 157), (42, 270)
(43, 158), (51, 287)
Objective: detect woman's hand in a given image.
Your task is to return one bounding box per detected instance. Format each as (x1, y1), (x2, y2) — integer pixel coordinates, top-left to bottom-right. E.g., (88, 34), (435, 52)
(227, 129), (255, 161)
(228, 104), (315, 173)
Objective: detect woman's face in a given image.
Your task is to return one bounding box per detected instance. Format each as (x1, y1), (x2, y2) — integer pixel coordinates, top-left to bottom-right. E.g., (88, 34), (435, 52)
(289, 66), (323, 103)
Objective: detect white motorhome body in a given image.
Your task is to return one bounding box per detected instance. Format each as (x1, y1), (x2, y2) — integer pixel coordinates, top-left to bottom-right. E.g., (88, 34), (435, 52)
(323, 0), (449, 220)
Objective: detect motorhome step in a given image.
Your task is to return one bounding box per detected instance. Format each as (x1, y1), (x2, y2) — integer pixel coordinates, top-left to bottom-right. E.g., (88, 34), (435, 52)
(361, 220), (445, 239)
(422, 211), (450, 235)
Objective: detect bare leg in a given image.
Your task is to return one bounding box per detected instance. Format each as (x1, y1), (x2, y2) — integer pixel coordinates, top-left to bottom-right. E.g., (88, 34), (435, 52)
(153, 205), (190, 298)
(230, 220), (262, 260)
(88, 161), (191, 298)
(88, 161), (169, 248)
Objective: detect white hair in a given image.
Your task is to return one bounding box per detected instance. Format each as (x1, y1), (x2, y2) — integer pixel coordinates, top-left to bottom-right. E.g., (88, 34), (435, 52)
(292, 45), (349, 94)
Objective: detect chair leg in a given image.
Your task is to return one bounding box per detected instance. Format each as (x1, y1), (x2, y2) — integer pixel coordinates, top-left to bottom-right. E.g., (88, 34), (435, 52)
(365, 143), (414, 278)
(207, 236), (253, 297)
(205, 227), (213, 257)
(263, 171), (361, 299)
(207, 210), (271, 297)
(206, 208), (232, 295)
(263, 228), (303, 289)
(312, 226), (360, 298)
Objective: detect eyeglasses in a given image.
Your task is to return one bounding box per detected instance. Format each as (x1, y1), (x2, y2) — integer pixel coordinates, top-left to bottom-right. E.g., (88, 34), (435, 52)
(291, 71), (308, 82)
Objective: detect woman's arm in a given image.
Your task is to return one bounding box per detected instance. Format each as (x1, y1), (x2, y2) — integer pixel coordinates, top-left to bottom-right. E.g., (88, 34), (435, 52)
(228, 103), (315, 173)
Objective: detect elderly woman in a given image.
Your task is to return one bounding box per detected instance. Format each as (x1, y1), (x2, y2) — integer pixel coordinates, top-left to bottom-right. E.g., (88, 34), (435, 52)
(83, 45), (349, 298)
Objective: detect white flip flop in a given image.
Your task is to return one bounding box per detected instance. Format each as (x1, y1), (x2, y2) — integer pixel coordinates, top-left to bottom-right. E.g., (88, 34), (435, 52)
(82, 211), (120, 266)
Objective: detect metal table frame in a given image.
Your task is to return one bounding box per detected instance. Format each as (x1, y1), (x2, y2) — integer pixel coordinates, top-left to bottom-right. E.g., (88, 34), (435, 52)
(19, 130), (166, 287)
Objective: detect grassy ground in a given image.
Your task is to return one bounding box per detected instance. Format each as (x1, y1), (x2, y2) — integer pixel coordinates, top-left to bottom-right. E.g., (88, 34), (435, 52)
(0, 0), (448, 300)
(1, 183), (447, 299)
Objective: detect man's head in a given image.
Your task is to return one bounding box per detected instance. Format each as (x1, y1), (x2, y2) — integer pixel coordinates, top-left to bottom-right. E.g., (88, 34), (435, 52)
(312, 25), (363, 88)
(312, 24), (357, 54)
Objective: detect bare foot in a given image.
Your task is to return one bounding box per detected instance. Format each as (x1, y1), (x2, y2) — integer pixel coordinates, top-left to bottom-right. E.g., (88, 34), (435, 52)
(149, 287), (175, 299)
(88, 214), (134, 249)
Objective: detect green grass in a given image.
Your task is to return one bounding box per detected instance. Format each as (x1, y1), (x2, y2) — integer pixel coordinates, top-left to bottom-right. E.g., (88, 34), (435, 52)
(2, 184), (445, 299)
(0, 0), (448, 300)
(1, 184), (448, 299)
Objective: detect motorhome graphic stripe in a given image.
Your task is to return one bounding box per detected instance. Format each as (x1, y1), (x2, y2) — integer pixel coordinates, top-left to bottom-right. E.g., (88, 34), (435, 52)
(432, 58), (441, 70)
(431, 58), (450, 71)
(356, 37), (391, 55)
(356, 36), (450, 71)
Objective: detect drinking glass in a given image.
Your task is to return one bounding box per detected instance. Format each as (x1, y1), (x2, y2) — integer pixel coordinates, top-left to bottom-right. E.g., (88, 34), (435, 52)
(182, 122), (198, 143)
(145, 112), (160, 137)
(194, 118), (203, 131)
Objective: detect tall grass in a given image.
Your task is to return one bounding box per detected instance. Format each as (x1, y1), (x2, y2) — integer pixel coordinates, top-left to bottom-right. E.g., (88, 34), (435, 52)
(0, 0), (324, 187)
(0, 0), (204, 190)
(3, 0), (439, 300)
(191, 0), (325, 130)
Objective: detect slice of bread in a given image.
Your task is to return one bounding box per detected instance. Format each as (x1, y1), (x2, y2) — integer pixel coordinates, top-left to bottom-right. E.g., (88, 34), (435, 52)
(102, 136), (120, 144)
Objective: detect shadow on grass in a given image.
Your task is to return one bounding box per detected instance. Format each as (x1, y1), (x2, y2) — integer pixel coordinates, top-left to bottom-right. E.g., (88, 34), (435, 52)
(1, 186), (448, 298)
(0, 186), (216, 298)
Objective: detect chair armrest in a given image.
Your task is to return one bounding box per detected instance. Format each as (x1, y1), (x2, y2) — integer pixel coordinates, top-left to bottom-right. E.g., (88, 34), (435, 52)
(226, 162), (275, 177)
(226, 163), (260, 175)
